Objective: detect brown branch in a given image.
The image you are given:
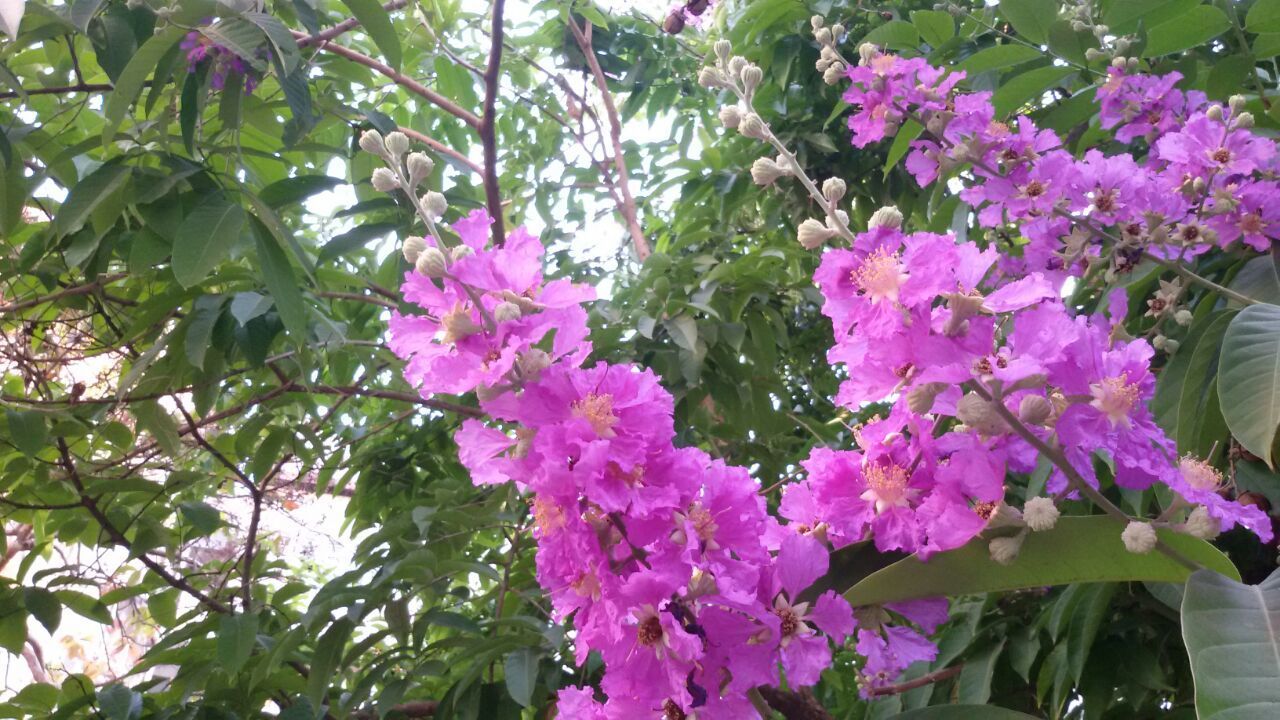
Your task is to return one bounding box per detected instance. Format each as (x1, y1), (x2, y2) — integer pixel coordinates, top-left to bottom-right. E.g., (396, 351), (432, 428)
(314, 290), (399, 309)
(0, 273), (129, 313)
(291, 31), (482, 129)
(0, 82), (119, 101)
(565, 19), (650, 261)
(479, 0), (508, 245)
(281, 382), (483, 418)
(755, 686), (834, 720)
(295, 0), (409, 48)
(866, 665), (963, 697)
(397, 126), (482, 176)
(353, 700), (437, 719)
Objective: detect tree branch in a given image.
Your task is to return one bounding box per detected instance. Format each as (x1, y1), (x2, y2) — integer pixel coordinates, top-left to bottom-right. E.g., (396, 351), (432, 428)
(0, 273), (129, 313)
(866, 665), (963, 697)
(295, 0), (409, 48)
(755, 686), (834, 720)
(479, 0), (508, 245)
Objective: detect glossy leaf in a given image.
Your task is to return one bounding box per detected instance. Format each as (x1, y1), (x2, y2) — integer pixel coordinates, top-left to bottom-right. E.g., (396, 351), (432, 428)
(1217, 304), (1280, 466)
(1142, 6), (1232, 57)
(998, 0), (1058, 45)
(172, 195), (248, 288)
(1181, 568), (1280, 719)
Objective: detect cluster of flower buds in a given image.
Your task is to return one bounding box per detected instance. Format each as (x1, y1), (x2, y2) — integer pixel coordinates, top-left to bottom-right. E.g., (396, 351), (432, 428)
(811, 15), (848, 85)
(701, 41), (771, 142)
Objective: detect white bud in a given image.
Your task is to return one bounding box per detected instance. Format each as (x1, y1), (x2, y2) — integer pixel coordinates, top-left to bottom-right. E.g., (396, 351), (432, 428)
(494, 301), (522, 323)
(407, 152), (435, 183)
(1235, 111), (1255, 129)
(714, 39), (732, 63)
(903, 382), (947, 414)
(1023, 497), (1060, 532)
(1071, 20), (1088, 32)
(986, 503), (1026, 533)
(1174, 309), (1194, 326)
(822, 177), (847, 204)
(1182, 506), (1220, 540)
(422, 191), (448, 220)
(728, 56), (748, 76)
(810, 15), (824, 30)
(1092, 24), (1108, 36)
(738, 113), (768, 140)
(517, 349), (551, 377)
(822, 62), (846, 85)
(957, 393), (1008, 436)
(815, 27), (833, 44)
(740, 65), (764, 95)
(1018, 395), (1053, 426)
(1126, 57), (1140, 72)
(359, 129), (385, 155)
(415, 246), (447, 277)
(1111, 56), (1127, 69)
(451, 245), (474, 261)
(1153, 334), (1167, 349)
(831, 24), (844, 38)
(1163, 339), (1180, 353)
(1206, 104), (1224, 121)
(1084, 48), (1107, 63)
(989, 535), (1024, 566)
(371, 167), (400, 192)
(1229, 94), (1247, 112)
(751, 157), (788, 186)
(858, 43), (878, 65)
(1121, 521), (1158, 554)
(402, 235), (427, 264)
(384, 131), (410, 157)
(868, 205), (904, 230)
(826, 210), (849, 233)
(698, 67), (727, 89)
(797, 218), (835, 249)
(719, 105), (743, 129)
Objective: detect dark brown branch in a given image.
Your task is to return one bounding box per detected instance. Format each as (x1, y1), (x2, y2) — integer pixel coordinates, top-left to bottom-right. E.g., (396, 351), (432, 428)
(866, 665), (963, 697)
(0, 273), (129, 313)
(755, 686), (834, 720)
(479, 0), (508, 245)
(397, 126), (482, 176)
(353, 700), (437, 719)
(0, 82), (118, 101)
(295, 0), (409, 48)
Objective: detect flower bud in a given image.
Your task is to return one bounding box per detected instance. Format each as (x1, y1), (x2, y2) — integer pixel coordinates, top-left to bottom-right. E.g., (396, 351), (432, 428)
(797, 218), (835, 249)
(451, 245), (475, 261)
(1092, 24), (1109, 36)
(714, 39), (732, 63)
(1071, 20), (1088, 32)
(371, 167), (400, 192)
(1174, 309), (1193, 326)
(1229, 94), (1247, 112)
(1182, 506), (1220, 540)
(1163, 339), (1180, 353)
(815, 27), (833, 44)
(822, 177), (847, 204)
(384, 130), (410, 157)
(359, 129), (385, 155)
(1084, 48), (1107, 62)
(698, 67), (727, 88)
(810, 15), (824, 30)
(957, 393), (1008, 436)
(441, 306), (481, 342)
(738, 113), (768, 140)
(989, 535), (1024, 565)
(1235, 111), (1255, 129)
(1206, 104), (1224, 121)
(1018, 394), (1053, 426)
(719, 105), (743, 129)
(906, 382), (949, 414)
(868, 205), (904, 230)
(826, 210), (850, 233)
(494, 301), (522, 323)
(407, 152), (434, 183)
(1126, 57), (1140, 72)
(1023, 497), (1060, 532)
(422, 191), (448, 220)
(728, 56), (748, 76)
(831, 24), (844, 38)
(751, 157), (788, 185)
(415, 246), (447, 277)
(1121, 521), (1157, 554)
(740, 64), (764, 95)
(858, 42), (878, 65)
(822, 62), (846, 85)
(517, 349), (552, 377)
(985, 503), (1026, 533)
(402, 235), (427, 264)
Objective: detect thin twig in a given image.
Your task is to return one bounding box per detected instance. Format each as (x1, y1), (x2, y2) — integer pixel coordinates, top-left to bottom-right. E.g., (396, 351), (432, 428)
(479, 0), (508, 245)
(866, 664), (963, 697)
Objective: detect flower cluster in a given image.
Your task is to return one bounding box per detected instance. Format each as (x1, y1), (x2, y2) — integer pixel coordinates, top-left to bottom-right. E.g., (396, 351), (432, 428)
(181, 29), (262, 93)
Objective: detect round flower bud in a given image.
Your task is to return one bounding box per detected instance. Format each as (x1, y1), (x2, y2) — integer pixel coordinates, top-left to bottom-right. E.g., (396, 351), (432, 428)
(1126, 57), (1140, 72)
(1112, 57), (1128, 69)
(826, 210), (850, 233)
(858, 42), (878, 65)
(797, 218), (836, 249)
(714, 39), (732, 63)
(1174, 309), (1194, 326)
(1092, 24), (1109, 36)
(407, 152), (435, 183)
(697, 67), (726, 88)
(1163, 339), (1180, 353)
(1183, 506), (1220, 540)
(359, 129), (385, 155)
(415, 246), (447, 277)
(719, 105), (743, 129)
(740, 64), (764, 95)
(371, 167), (400, 192)
(751, 157), (787, 186)
(1071, 20), (1088, 31)
(728, 56), (748, 76)
(1121, 521), (1158, 554)
(1235, 111), (1255, 129)
(868, 205), (904, 230)
(906, 381), (948, 415)
(810, 15), (824, 30)
(1023, 497), (1060, 532)
(402, 235), (427, 264)
(822, 62), (847, 85)
(384, 131), (410, 157)
(494, 301), (522, 323)
(422, 191), (448, 220)
(738, 113), (768, 140)
(1084, 48), (1107, 62)
(1229, 94), (1247, 112)
(517, 349), (552, 377)
(831, 23), (844, 38)
(1206, 104), (1224, 121)
(985, 503), (1025, 533)
(815, 27), (833, 44)
(451, 245), (475, 261)
(822, 177), (847, 204)
(1018, 394), (1053, 426)
(989, 535), (1024, 566)
(957, 393), (1008, 436)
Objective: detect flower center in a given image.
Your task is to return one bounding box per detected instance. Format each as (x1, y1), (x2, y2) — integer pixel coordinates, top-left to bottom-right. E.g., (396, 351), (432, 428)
(1090, 373), (1140, 428)
(850, 247), (908, 305)
(1094, 189), (1117, 213)
(688, 503), (718, 542)
(861, 462), (911, 513)
(663, 700), (687, 720)
(1022, 179), (1046, 198)
(572, 392), (618, 437)
(1180, 456), (1225, 492)
(571, 569), (601, 600)
(776, 606), (800, 638)
(532, 497), (566, 535)
(1211, 146), (1232, 164)
(1241, 212), (1265, 235)
(637, 615), (664, 646)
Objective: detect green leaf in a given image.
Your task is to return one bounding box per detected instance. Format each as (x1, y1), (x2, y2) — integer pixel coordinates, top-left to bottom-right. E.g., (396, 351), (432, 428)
(884, 119), (924, 178)
(252, 217), (309, 338)
(1247, 0), (1280, 34)
(54, 590), (112, 624)
(22, 588), (61, 634)
(911, 10), (955, 47)
(70, 0), (107, 33)
(184, 295), (224, 369)
(96, 683), (141, 720)
(1229, 253), (1280, 306)
(1067, 583), (1115, 683)
(53, 163), (130, 238)
(999, 0), (1059, 45)
(993, 66), (1075, 116)
(843, 516), (1239, 607)
(200, 19), (268, 72)
(862, 20), (920, 51)
(102, 26), (186, 145)
(339, 0), (402, 70)
(957, 639), (1006, 704)
(5, 409), (47, 457)
(1253, 32), (1280, 59)
(308, 618), (354, 709)
(179, 501), (222, 535)
(890, 707), (1042, 720)
(317, 223), (397, 264)
(1181, 568), (1280, 719)
(1142, 6), (1231, 57)
(0, 607), (27, 654)
(503, 648), (539, 707)
(259, 175), (343, 209)
(217, 612), (258, 675)
(957, 44), (1044, 75)
(1217, 304), (1280, 466)
(172, 195), (248, 288)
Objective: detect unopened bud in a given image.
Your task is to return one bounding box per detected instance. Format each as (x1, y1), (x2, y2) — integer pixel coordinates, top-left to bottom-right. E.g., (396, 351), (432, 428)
(416, 246), (447, 277)
(1084, 48), (1107, 62)
(1229, 94), (1247, 112)
(989, 535), (1024, 565)
(740, 65), (764, 95)
(402, 235), (427, 264)
(1018, 395), (1053, 426)
(1207, 104), (1224, 121)
(957, 393), (1008, 436)
(451, 245), (474, 262)
(1126, 57), (1139, 72)
(906, 382), (949, 414)
(831, 24), (844, 38)
(714, 39), (732, 63)
(719, 105), (743, 129)
(371, 167), (399, 192)
(739, 113), (768, 140)
(858, 42), (878, 65)
(1174, 309), (1193, 326)
(494, 301), (522, 323)
(1163, 339), (1180, 353)
(384, 131), (410, 157)
(698, 67), (726, 88)
(1092, 24), (1109, 36)
(517, 349), (552, 377)
(422, 191), (448, 220)
(1111, 56), (1127, 69)
(815, 27), (833, 44)
(822, 62), (846, 85)
(1182, 506), (1220, 540)
(728, 56), (748, 76)
(822, 177), (847, 204)
(868, 205), (903, 230)
(810, 15), (824, 30)
(751, 157), (788, 185)
(797, 218), (835, 249)
(1235, 111), (1255, 129)
(359, 129), (385, 155)
(407, 152), (434, 182)
(1121, 521), (1157, 554)
(1023, 497), (1060, 532)
(1071, 20), (1088, 32)
(986, 503), (1026, 533)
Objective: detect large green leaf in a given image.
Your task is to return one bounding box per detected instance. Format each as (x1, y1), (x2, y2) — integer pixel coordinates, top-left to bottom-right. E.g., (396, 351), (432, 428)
(1142, 6), (1231, 57)
(844, 516), (1239, 607)
(992, 66), (1075, 116)
(1217, 304), (1280, 467)
(862, 20), (920, 51)
(52, 162), (130, 238)
(957, 44), (1043, 75)
(172, 196), (248, 288)
(1181, 568), (1280, 719)
(217, 613), (258, 675)
(101, 26), (186, 145)
(252, 218), (309, 339)
(1247, 0), (1280, 34)
(999, 0), (1059, 45)
(339, 0), (402, 70)
(891, 707), (1042, 720)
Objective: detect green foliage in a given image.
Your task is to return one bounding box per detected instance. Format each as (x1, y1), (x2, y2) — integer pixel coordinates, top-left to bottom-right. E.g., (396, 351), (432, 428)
(1181, 568), (1280, 719)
